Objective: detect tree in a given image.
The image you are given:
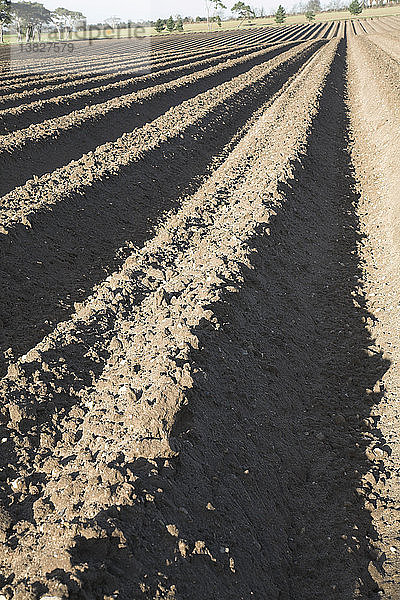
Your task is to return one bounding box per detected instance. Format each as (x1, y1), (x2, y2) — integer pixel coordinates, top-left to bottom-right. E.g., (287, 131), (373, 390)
(232, 2), (256, 27)
(211, 14), (222, 26)
(274, 4), (286, 22)
(205, 0), (226, 30)
(11, 1), (51, 41)
(349, 0), (362, 13)
(0, 0), (11, 43)
(51, 7), (85, 40)
(64, 8), (85, 35)
(10, 0), (27, 41)
(51, 7), (65, 39)
(166, 15), (175, 32)
(305, 0), (321, 10)
(105, 15), (121, 29)
(305, 9), (315, 19)
(175, 16), (183, 31)
(155, 18), (165, 33)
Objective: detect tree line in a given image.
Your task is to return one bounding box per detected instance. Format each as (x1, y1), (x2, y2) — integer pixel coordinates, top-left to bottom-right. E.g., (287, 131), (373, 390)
(274, 0), (365, 23)
(153, 0), (373, 35)
(0, 1), (85, 43)
(156, 2), (262, 33)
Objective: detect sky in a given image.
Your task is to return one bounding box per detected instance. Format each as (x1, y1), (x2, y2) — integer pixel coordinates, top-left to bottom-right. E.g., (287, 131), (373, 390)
(41, 1), (287, 24)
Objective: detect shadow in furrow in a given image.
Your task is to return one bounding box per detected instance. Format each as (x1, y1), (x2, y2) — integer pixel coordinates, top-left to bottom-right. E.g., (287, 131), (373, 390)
(0, 43), (321, 375)
(0, 40), (316, 197)
(65, 40), (389, 599)
(171, 39), (388, 599)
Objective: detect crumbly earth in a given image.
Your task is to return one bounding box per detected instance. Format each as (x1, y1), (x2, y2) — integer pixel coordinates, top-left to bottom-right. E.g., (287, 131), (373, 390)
(348, 35), (400, 598)
(0, 21), (399, 600)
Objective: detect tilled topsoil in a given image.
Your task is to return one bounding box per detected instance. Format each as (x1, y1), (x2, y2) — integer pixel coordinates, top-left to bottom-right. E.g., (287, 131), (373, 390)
(0, 22), (399, 600)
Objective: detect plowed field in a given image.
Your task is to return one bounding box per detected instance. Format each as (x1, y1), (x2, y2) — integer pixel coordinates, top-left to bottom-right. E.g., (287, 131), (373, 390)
(0, 18), (399, 600)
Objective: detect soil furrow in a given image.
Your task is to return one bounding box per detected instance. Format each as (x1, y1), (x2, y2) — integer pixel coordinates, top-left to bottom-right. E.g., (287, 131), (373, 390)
(0, 40), (320, 197)
(0, 24), (319, 82)
(366, 31), (400, 62)
(0, 42), (300, 132)
(0, 27), (286, 83)
(0, 39), (340, 598)
(0, 37), (283, 108)
(352, 35), (400, 115)
(0, 28), (281, 95)
(0, 42), (322, 375)
(0, 22), (398, 600)
(347, 34), (400, 598)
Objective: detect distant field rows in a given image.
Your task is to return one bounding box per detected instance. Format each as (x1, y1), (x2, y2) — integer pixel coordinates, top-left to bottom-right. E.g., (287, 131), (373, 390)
(0, 41), (321, 195)
(0, 18), (371, 78)
(0, 36), (305, 106)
